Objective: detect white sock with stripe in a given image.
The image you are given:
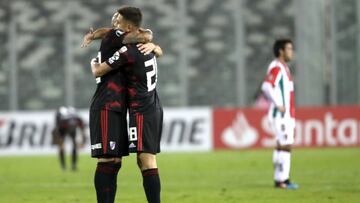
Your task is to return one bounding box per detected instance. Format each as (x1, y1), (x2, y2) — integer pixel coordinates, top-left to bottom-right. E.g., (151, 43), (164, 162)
(274, 150), (291, 182)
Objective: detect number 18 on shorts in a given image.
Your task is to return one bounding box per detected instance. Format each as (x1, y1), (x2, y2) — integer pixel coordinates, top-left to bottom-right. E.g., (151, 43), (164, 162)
(128, 110), (163, 154)
(128, 126), (139, 152)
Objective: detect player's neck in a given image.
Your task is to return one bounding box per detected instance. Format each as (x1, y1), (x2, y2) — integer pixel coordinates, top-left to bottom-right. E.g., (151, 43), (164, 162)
(277, 57), (287, 66)
(130, 28), (140, 34)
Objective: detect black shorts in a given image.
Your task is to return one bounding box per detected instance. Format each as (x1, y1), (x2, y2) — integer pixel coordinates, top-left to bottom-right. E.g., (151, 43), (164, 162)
(58, 128), (76, 138)
(89, 109), (129, 158)
(52, 128), (76, 146)
(128, 107), (163, 154)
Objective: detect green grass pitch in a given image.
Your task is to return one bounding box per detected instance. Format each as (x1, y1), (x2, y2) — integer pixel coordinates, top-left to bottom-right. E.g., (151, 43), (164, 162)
(0, 148), (359, 203)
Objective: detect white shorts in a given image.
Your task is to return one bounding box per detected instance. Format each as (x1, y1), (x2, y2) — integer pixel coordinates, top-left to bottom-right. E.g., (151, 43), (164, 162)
(270, 118), (295, 146)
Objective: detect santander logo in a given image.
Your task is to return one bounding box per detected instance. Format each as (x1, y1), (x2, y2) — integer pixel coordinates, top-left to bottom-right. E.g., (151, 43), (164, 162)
(214, 107), (360, 149)
(221, 113), (259, 148)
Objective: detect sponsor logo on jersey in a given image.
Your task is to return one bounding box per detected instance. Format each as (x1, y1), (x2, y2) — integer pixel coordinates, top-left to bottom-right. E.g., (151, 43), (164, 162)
(110, 141), (116, 150)
(108, 51), (120, 64)
(119, 46), (128, 53)
(91, 143), (102, 150)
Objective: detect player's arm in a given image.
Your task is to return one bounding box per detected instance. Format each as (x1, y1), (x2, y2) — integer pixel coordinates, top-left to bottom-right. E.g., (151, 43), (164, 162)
(81, 27), (152, 48)
(261, 67), (285, 112)
(90, 46), (133, 77)
(81, 27), (112, 48)
(90, 59), (113, 77)
(137, 43), (163, 57)
(123, 28), (153, 44)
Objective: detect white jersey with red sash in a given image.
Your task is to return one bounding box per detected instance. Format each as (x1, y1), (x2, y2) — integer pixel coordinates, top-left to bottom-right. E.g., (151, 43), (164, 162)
(261, 59), (295, 145)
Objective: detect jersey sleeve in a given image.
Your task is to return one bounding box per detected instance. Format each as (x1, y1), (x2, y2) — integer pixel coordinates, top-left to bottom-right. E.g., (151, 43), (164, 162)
(264, 67), (281, 87)
(105, 46), (135, 69)
(261, 67), (283, 107)
(112, 29), (127, 45)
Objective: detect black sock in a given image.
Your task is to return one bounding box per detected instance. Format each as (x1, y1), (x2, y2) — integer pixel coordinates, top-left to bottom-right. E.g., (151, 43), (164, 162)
(94, 162), (121, 203)
(284, 179), (290, 184)
(71, 148), (77, 171)
(59, 149), (66, 170)
(275, 179), (290, 187)
(142, 168), (161, 203)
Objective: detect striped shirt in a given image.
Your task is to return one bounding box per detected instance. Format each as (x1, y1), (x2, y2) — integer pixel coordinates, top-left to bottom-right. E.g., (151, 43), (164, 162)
(261, 59), (295, 122)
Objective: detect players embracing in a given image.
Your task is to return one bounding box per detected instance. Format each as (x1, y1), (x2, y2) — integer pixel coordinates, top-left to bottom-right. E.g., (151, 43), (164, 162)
(83, 6), (163, 203)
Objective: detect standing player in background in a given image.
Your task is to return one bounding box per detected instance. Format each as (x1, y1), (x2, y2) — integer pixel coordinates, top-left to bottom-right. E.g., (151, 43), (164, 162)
(53, 106), (87, 171)
(261, 39), (299, 189)
(90, 8), (163, 203)
(82, 6), (163, 203)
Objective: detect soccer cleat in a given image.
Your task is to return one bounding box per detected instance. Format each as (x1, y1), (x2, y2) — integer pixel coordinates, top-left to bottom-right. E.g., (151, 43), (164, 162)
(286, 182), (299, 190)
(274, 181), (299, 190)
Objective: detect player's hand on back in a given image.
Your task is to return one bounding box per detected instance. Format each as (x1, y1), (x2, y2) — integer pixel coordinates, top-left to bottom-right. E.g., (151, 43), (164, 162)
(137, 43), (155, 55)
(137, 43), (162, 56)
(81, 27), (94, 48)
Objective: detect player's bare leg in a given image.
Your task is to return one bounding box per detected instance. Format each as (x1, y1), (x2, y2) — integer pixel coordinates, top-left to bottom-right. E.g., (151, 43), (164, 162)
(137, 153), (161, 203)
(274, 141), (298, 189)
(94, 157), (122, 203)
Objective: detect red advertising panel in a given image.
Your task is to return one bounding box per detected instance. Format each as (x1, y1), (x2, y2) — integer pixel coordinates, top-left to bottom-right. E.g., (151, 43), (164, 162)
(213, 106), (360, 149)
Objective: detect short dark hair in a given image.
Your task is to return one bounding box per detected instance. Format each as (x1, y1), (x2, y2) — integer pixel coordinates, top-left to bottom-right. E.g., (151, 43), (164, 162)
(273, 39), (293, 57)
(117, 6), (142, 27)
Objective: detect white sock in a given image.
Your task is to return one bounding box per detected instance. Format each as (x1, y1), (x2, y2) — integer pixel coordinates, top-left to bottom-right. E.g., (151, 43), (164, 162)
(274, 150), (291, 182)
(273, 150), (280, 181)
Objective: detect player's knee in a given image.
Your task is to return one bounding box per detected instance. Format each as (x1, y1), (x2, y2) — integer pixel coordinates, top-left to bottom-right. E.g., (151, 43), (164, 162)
(137, 153), (157, 170)
(113, 157), (122, 163)
(98, 157), (122, 163)
(140, 161), (157, 170)
(59, 143), (65, 150)
(137, 156), (142, 168)
(276, 143), (292, 152)
(282, 143), (292, 151)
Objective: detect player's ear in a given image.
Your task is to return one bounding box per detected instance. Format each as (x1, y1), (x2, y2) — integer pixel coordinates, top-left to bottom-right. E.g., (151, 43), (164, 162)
(127, 24), (134, 32)
(279, 49), (285, 57)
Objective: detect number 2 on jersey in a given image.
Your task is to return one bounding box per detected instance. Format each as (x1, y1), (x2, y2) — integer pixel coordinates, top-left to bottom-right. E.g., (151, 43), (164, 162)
(145, 57), (158, 92)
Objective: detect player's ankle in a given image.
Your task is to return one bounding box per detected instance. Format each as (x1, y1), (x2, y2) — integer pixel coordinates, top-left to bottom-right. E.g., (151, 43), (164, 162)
(274, 181), (287, 188)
